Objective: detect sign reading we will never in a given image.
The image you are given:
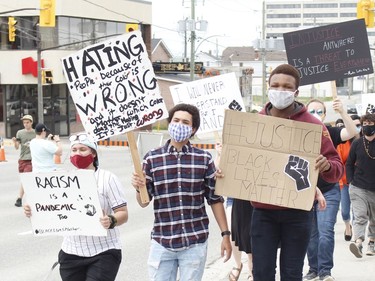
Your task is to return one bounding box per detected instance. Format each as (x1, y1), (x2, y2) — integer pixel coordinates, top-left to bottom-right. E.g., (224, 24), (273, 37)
(283, 19), (373, 86)
(215, 111), (322, 211)
(21, 170), (106, 236)
(61, 31), (168, 141)
(169, 73), (245, 135)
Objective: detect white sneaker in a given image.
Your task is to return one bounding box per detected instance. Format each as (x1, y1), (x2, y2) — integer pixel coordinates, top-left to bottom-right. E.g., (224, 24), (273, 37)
(366, 242), (375, 256)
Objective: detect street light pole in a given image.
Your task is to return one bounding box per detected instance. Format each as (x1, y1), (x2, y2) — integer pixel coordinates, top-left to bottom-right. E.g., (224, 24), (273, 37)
(261, 0), (267, 106)
(190, 0), (196, 81)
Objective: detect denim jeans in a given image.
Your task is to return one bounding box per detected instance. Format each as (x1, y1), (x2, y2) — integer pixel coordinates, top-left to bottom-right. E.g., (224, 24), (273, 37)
(307, 184), (340, 277)
(340, 184), (351, 222)
(251, 208), (313, 281)
(147, 239), (207, 281)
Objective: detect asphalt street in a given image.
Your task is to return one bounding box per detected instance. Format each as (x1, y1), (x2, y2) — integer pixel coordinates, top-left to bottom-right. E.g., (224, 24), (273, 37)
(0, 137), (374, 281)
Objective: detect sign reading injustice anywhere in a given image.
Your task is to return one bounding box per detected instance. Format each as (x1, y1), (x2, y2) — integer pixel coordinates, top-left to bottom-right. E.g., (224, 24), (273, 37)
(61, 31), (168, 141)
(215, 111), (322, 211)
(169, 73), (245, 134)
(21, 170), (106, 236)
(283, 19), (374, 86)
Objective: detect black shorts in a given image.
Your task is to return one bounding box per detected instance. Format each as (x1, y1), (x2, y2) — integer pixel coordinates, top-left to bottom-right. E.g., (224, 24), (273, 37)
(58, 249), (122, 281)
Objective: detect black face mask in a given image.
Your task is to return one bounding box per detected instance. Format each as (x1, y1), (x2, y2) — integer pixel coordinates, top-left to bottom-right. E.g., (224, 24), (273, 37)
(362, 125), (375, 137)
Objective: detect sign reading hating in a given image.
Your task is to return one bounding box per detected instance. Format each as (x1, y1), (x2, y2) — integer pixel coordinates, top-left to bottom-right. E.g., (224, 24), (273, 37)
(215, 111), (322, 211)
(169, 73), (245, 134)
(283, 19), (374, 86)
(61, 31), (168, 141)
(21, 170), (106, 236)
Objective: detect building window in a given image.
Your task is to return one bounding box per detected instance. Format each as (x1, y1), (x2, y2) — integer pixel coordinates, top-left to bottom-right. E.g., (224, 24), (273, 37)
(304, 3), (338, 8)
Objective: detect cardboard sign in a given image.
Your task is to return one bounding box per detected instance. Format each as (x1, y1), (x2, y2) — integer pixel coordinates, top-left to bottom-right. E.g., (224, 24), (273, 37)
(284, 19), (374, 86)
(21, 170), (106, 236)
(61, 31), (168, 141)
(215, 111), (322, 211)
(169, 73), (246, 134)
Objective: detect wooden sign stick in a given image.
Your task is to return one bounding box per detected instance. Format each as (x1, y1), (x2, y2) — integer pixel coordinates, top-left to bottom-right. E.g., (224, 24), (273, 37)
(331, 81), (337, 99)
(126, 131), (150, 204)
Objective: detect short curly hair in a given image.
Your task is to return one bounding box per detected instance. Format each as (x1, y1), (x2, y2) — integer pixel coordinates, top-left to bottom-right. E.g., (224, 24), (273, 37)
(360, 113), (375, 125)
(167, 103), (200, 137)
(268, 64), (300, 89)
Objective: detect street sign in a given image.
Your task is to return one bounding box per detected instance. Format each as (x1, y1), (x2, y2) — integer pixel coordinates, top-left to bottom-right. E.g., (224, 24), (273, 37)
(153, 62), (204, 74)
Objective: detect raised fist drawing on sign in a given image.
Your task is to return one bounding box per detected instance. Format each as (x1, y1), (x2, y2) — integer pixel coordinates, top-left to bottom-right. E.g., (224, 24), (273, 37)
(228, 100), (243, 111)
(284, 155), (311, 191)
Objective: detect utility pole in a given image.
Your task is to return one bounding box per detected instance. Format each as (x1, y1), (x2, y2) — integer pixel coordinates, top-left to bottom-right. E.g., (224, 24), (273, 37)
(261, 0), (267, 106)
(190, 0), (196, 81)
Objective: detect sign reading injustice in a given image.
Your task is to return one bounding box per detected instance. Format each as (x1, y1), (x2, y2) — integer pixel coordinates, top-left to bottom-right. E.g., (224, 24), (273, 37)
(61, 31), (168, 141)
(169, 73), (245, 134)
(21, 170), (106, 236)
(283, 19), (374, 86)
(215, 111), (322, 211)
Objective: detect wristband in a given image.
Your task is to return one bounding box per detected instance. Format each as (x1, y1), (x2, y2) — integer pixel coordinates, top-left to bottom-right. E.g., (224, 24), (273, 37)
(221, 230), (231, 237)
(108, 214), (117, 229)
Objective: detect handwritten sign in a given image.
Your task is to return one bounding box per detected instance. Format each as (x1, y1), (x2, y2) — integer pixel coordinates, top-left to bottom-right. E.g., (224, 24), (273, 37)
(21, 170), (106, 236)
(169, 73), (245, 134)
(215, 111), (322, 211)
(61, 31), (168, 141)
(283, 19), (374, 86)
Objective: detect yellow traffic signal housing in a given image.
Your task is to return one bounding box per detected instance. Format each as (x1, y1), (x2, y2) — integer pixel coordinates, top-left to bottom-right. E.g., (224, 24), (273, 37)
(8, 17), (17, 42)
(126, 23), (139, 32)
(357, 0), (375, 28)
(42, 70), (53, 84)
(40, 0), (56, 27)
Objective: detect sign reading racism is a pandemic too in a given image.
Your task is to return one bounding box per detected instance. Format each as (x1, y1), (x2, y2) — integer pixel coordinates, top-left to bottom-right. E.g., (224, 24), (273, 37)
(20, 170), (106, 236)
(283, 19), (374, 86)
(61, 31), (168, 141)
(169, 73), (246, 135)
(215, 111), (322, 211)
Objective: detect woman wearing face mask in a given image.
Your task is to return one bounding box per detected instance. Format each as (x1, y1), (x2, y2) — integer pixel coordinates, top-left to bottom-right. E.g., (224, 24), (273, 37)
(24, 133), (128, 281)
(346, 113), (375, 258)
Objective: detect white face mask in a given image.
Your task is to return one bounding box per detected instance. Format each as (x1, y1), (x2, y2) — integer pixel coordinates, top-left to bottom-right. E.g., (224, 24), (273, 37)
(268, 89), (296, 110)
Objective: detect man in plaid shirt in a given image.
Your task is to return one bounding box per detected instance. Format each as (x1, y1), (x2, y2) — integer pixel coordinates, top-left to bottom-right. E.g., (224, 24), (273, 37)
(132, 103), (232, 281)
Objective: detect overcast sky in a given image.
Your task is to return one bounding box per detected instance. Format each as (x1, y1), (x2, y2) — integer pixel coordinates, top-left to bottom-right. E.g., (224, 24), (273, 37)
(151, 0), (263, 58)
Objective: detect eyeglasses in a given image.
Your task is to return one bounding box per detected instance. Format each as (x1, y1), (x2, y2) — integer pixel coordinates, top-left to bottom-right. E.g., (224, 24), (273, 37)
(69, 134), (88, 142)
(308, 109), (324, 116)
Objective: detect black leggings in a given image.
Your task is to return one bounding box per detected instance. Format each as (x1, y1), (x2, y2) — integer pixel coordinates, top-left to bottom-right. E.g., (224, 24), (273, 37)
(58, 249), (122, 281)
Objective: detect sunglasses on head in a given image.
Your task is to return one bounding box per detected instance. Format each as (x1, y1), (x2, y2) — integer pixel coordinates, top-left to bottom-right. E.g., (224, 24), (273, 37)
(69, 134), (89, 142)
(309, 109), (324, 116)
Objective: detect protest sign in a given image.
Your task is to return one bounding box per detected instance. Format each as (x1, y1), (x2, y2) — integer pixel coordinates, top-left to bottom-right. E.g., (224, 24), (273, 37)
(355, 93), (375, 115)
(61, 31), (168, 141)
(215, 110), (322, 211)
(21, 170), (106, 236)
(169, 72), (245, 135)
(284, 19), (374, 86)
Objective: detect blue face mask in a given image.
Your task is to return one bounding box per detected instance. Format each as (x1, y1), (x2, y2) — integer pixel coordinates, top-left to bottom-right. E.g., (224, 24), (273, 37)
(168, 123), (193, 142)
(356, 125), (362, 133)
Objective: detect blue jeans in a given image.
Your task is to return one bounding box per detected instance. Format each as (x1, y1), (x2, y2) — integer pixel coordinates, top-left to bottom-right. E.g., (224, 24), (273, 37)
(251, 208), (313, 281)
(340, 184), (351, 222)
(307, 184), (340, 277)
(147, 239), (207, 281)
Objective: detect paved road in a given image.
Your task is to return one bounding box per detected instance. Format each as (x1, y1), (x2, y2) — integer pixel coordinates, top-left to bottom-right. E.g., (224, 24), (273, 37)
(1, 138), (374, 280)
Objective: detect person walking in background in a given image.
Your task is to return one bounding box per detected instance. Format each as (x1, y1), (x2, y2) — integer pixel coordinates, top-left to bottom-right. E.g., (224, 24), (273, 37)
(215, 143), (253, 281)
(251, 64), (343, 281)
(24, 133), (128, 281)
(12, 115), (36, 207)
(29, 123), (62, 172)
(304, 97), (358, 281)
(346, 113), (375, 258)
(131, 103), (231, 281)
(336, 114), (361, 242)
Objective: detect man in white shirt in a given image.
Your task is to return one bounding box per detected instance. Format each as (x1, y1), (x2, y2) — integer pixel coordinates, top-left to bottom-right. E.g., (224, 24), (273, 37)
(30, 123), (62, 172)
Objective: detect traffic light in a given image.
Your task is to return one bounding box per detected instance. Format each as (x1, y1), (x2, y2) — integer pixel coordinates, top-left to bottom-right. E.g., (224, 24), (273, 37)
(40, 0), (56, 27)
(126, 23), (139, 32)
(42, 70), (53, 84)
(8, 17), (17, 42)
(357, 0), (375, 28)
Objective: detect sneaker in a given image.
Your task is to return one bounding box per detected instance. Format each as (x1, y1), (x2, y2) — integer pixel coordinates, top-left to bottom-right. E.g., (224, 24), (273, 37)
(366, 241), (375, 256)
(14, 198), (22, 207)
(349, 241), (363, 258)
(303, 271), (319, 281)
(320, 275), (335, 281)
